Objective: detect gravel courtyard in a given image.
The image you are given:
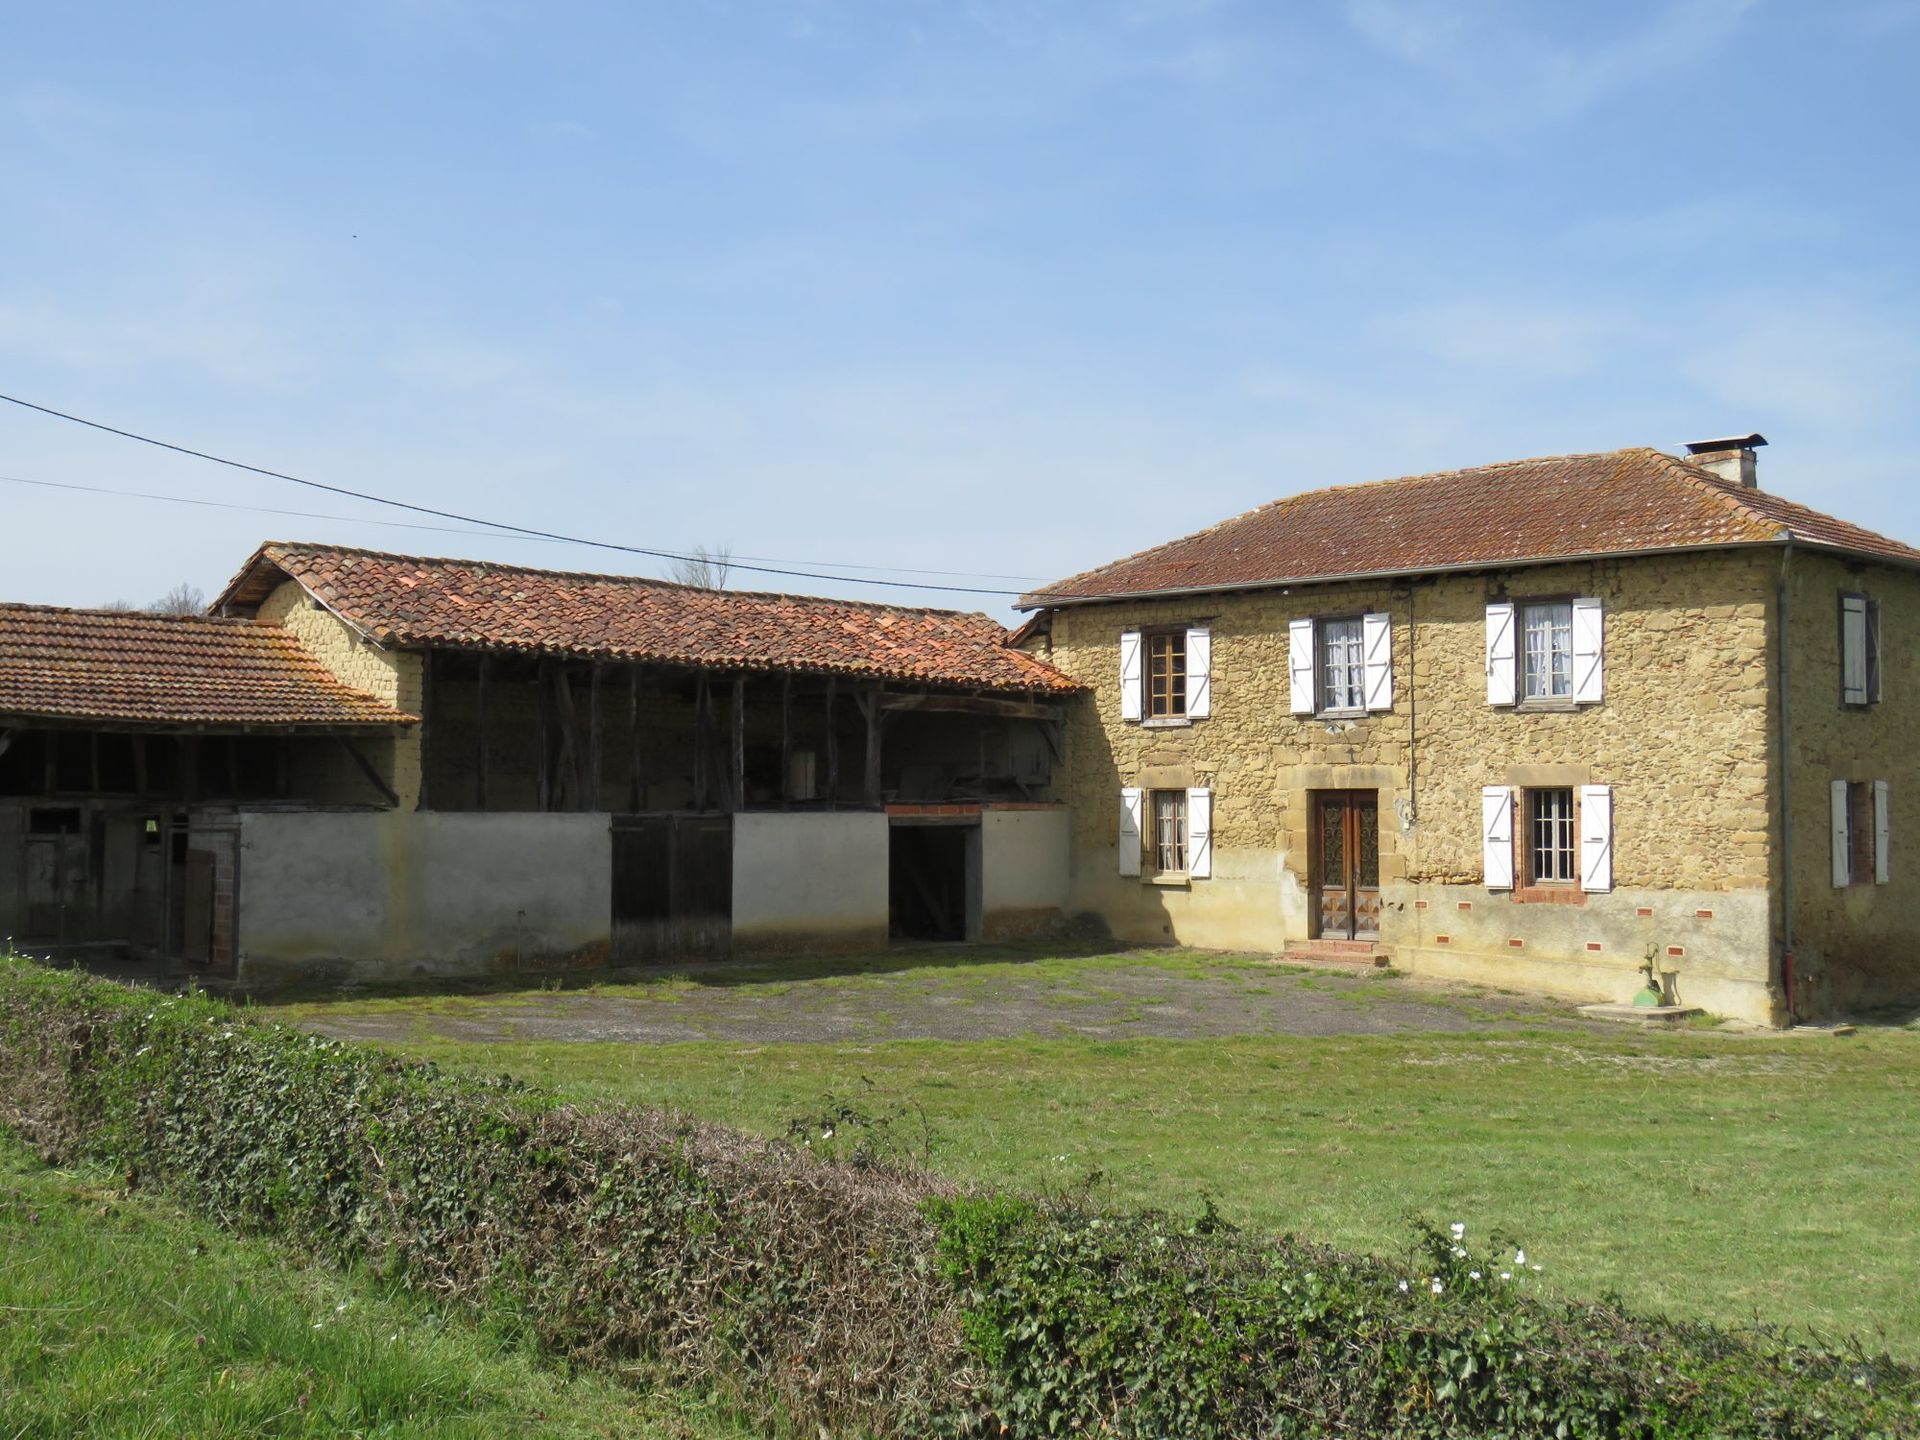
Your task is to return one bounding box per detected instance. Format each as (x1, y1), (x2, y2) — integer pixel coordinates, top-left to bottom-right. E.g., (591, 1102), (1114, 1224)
(275, 945), (1617, 1046)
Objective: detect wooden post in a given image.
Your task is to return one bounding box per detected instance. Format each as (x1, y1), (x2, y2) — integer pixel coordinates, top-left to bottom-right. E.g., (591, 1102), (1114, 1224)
(44, 730), (57, 795)
(178, 736), (197, 804)
(133, 734), (148, 797)
(732, 675), (746, 813)
(825, 676), (839, 811)
(536, 658), (551, 812)
(628, 664), (643, 812)
(550, 664), (583, 811)
(693, 673), (709, 810)
(417, 650), (433, 812)
(89, 732), (100, 793)
(865, 688), (886, 806)
(475, 655), (491, 811)
(779, 673), (792, 810)
(588, 662), (603, 812)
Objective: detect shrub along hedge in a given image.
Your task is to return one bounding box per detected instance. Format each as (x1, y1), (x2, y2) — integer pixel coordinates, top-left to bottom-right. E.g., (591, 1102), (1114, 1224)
(2, 953), (1915, 1439)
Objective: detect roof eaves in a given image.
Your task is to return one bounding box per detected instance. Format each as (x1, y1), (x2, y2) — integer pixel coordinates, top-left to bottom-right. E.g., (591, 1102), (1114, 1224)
(1018, 538), (1797, 610)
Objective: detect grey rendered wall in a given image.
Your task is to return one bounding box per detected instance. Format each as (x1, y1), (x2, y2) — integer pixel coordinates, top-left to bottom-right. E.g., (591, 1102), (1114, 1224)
(237, 811), (611, 986)
(981, 808), (1071, 940)
(731, 812), (889, 953)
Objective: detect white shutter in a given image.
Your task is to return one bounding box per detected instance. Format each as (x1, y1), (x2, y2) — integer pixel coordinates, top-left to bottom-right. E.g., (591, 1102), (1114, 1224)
(1363, 611), (1393, 712)
(1288, 618), (1315, 715)
(1186, 787), (1212, 879)
(1119, 787), (1143, 877)
(1875, 779), (1891, 885)
(1578, 784), (1613, 892)
(1485, 603), (1516, 706)
(1572, 597), (1604, 704)
(1185, 627), (1212, 719)
(1832, 779), (1852, 888)
(1868, 602), (1883, 702)
(1842, 597), (1868, 704)
(1119, 631), (1143, 721)
(1482, 785), (1514, 890)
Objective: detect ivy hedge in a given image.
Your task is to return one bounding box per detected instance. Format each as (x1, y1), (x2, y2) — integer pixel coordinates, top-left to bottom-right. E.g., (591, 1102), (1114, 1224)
(3, 953), (1915, 1438)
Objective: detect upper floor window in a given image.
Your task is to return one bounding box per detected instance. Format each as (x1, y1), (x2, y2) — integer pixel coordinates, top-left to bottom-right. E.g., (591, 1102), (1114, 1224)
(1146, 631), (1186, 719)
(1118, 627), (1212, 724)
(1840, 594), (1881, 706)
(1288, 613), (1392, 716)
(1487, 598), (1603, 707)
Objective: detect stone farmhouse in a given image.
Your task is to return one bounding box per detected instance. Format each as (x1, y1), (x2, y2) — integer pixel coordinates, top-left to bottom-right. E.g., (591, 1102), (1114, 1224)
(1017, 437), (1920, 1026)
(0, 543), (1078, 985)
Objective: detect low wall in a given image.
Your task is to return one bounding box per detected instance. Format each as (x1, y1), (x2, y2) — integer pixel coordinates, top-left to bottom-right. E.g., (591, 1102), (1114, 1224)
(237, 810), (612, 987)
(980, 808), (1071, 940)
(731, 812), (889, 954)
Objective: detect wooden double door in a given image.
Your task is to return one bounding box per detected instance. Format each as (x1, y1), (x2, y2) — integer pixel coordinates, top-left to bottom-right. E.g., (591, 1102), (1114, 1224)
(1312, 790), (1381, 941)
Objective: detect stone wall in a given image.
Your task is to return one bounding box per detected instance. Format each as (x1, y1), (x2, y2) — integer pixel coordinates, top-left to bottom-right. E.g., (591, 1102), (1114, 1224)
(1046, 548), (1782, 1020)
(258, 580), (423, 808)
(1782, 551), (1920, 1016)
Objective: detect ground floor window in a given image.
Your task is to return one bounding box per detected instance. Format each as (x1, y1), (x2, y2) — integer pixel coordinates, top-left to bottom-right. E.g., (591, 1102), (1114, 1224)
(1152, 789), (1188, 873)
(1526, 787), (1576, 885)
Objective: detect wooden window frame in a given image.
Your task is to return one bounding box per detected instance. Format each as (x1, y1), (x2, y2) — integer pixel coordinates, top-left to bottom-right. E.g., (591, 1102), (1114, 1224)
(1840, 592), (1882, 708)
(1150, 788), (1188, 875)
(1143, 628), (1188, 723)
(1314, 614), (1368, 717)
(1516, 597), (1577, 708)
(1512, 785), (1586, 905)
(1845, 780), (1875, 886)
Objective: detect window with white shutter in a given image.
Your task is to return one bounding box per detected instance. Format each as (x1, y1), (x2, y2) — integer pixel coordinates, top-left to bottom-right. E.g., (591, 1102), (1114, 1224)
(1119, 631), (1143, 722)
(1485, 603), (1516, 706)
(1186, 787), (1212, 879)
(1482, 785), (1515, 890)
(1288, 619), (1315, 714)
(1875, 779), (1891, 885)
(1841, 594), (1880, 706)
(1118, 787), (1143, 877)
(1578, 784), (1612, 892)
(1832, 779), (1852, 888)
(1362, 611), (1393, 712)
(1571, 597), (1604, 704)
(1185, 627), (1212, 718)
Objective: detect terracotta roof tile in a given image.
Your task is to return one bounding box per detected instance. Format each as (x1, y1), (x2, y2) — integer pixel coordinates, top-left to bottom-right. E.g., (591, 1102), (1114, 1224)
(0, 605), (414, 728)
(219, 545), (1079, 695)
(1021, 448), (1920, 606)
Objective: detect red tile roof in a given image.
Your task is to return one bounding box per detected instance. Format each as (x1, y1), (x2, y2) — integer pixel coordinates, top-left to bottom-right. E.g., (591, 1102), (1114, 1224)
(0, 605), (414, 729)
(1021, 448), (1920, 606)
(217, 544), (1079, 695)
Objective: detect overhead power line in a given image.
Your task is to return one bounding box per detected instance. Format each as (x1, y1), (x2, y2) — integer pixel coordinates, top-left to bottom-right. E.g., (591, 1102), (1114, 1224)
(0, 472), (1052, 584)
(0, 392), (1059, 598)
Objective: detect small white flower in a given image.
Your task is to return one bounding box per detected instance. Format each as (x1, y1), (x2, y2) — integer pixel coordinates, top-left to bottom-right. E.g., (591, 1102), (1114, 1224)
(1430, 1278), (1444, 1294)
(1398, 1279), (1410, 1292)
(1500, 1271), (1512, 1281)
(1469, 1270), (1481, 1280)
(1449, 1222), (1465, 1240)
(821, 1127), (834, 1140)
(335, 1301), (349, 1313)
(1451, 1246), (1467, 1258)
(1532, 1264), (1543, 1272)
(1513, 1249), (1526, 1265)
(312, 1321), (323, 1329)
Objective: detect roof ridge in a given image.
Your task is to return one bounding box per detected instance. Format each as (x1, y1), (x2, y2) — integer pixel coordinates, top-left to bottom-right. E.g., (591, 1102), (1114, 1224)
(0, 600), (262, 627)
(257, 541), (997, 624)
(1637, 448), (1793, 538)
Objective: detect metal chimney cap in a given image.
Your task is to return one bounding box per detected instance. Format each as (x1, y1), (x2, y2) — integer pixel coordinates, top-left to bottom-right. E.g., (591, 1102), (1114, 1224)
(1684, 433), (1768, 454)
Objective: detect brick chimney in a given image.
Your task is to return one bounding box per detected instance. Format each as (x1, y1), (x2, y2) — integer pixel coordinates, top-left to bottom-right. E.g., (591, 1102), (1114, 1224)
(1684, 433), (1767, 488)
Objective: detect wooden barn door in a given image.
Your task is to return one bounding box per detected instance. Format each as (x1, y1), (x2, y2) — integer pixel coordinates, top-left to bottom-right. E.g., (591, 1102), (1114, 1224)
(611, 815), (732, 963)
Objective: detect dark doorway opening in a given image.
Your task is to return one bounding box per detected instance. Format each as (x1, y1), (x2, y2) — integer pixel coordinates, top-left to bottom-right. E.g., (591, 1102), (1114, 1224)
(611, 814), (734, 963)
(890, 824), (973, 941)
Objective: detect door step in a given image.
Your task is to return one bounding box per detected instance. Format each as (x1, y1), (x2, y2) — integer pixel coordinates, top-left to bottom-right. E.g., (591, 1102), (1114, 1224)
(1273, 940), (1389, 970)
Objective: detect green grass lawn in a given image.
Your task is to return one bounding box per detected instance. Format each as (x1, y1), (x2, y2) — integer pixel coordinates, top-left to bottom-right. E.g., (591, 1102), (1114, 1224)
(267, 949), (1920, 1358)
(0, 1134), (751, 1439)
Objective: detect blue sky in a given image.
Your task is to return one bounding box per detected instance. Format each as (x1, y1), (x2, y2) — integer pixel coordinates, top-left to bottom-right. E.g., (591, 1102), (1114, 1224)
(3, 0), (1917, 618)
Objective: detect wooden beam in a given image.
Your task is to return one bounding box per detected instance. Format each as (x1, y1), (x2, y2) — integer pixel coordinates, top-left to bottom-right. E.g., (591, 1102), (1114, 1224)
(417, 650), (433, 811)
(475, 655), (491, 811)
(732, 675), (746, 814)
(588, 662), (603, 811)
(693, 673), (709, 810)
(536, 658), (551, 811)
(627, 664), (643, 813)
(824, 675), (838, 811)
(339, 738), (400, 808)
(44, 730), (57, 795)
(779, 673), (792, 810)
(551, 663), (582, 811)
(862, 688), (883, 807)
(879, 692), (1061, 721)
